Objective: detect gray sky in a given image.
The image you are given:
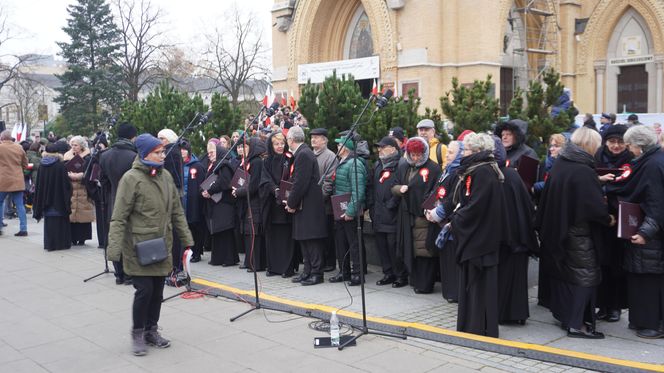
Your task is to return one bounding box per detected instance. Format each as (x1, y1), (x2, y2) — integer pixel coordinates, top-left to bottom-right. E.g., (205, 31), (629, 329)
(1, 0), (274, 58)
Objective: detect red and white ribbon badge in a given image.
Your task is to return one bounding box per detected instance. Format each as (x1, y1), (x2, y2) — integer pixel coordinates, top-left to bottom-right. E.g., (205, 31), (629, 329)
(437, 186), (446, 199)
(465, 175), (472, 196)
(190, 168), (197, 180)
(614, 164), (632, 182)
(379, 171), (391, 184)
(419, 168), (429, 183)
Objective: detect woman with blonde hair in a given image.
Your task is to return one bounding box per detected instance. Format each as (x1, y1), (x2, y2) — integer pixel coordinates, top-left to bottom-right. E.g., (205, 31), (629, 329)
(536, 127), (614, 339)
(65, 135), (95, 245)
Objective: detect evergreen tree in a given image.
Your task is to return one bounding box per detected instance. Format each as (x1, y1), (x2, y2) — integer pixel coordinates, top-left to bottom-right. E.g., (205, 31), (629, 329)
(440, 75), (500, 135)
(55, 0), (124, 135)
(313, 71), (364, 141)
(297, 80), (319, 127)
(508, 69), (573, 157)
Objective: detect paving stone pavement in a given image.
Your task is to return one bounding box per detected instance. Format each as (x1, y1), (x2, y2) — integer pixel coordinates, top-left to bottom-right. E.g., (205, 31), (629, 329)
(0, 218), (650, 372)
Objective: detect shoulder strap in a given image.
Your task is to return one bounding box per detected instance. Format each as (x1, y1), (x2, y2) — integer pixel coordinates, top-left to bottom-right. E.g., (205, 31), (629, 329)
(436, 143), (443, 165)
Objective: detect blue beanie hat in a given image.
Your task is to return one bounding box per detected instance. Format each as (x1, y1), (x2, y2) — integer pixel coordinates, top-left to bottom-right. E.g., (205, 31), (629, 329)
(135, 133), (163, 160)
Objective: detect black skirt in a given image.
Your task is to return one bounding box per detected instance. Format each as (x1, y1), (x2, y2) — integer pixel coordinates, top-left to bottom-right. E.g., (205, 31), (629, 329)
(548, 277), (596, 330)
(439, 239), (460, 302)
(209, 229), (239, 266)
(265, 223), (295, 275)
(45, 216), (72, 251)
(243, 233), (266, 271)
(498, 249), (530, 323)
(627, 273), (664, 330)
(70, 222), (92, 243)
(410, 256), (438, 293)
(457, 263), (499, 337)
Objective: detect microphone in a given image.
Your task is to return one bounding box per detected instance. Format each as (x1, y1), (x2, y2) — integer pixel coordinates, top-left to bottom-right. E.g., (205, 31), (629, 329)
(375, 89), (393, 110)
(197, 111), (213, 125)
(108, 114), (119, 128)
(265, 101), (281, 117)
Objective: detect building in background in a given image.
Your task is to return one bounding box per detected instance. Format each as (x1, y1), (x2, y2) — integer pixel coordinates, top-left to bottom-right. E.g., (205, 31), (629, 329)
(270, 0), (664, 116)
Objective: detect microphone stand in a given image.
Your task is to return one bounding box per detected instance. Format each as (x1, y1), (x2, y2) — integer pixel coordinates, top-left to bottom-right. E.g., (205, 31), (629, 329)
(321, 93), (407, 350)
(230, 104), (287, 322)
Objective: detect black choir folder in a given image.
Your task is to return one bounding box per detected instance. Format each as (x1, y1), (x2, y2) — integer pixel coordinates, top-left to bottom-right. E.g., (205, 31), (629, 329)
(421, 191), (438, 210)
(516, 155), (539, 190)
(231, 168), (250, 189)
(618, 201), (644, 239)
(200, 175), (222, 203)
(278, 180), (293, 205)
(66, 155), (85, 173)
(331, 193), (351, 221)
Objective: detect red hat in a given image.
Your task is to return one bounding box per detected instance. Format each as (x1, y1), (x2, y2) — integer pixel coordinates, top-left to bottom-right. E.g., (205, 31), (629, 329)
(405, 138), (426, 154)
(457, 130), (475, 141)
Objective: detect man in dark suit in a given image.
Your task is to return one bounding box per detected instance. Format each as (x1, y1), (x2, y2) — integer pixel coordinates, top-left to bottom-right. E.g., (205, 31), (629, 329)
(99, 123), (137, 285)
(285, 127), (327, 286)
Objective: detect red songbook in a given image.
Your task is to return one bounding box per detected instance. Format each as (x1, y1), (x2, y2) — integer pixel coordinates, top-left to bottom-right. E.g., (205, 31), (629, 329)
(618, 201), (644, 239)
(331, 193), (351, 221)
(231, 168), (250, 189)
(278, 180), (293, 205)
(66, 155), (85, 173)
(516, 155), (539, 190)
(596, 168), (623, 176)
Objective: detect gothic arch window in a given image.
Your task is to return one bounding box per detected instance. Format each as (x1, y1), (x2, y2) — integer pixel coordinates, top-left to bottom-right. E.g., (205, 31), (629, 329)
(344, 6), (374, 59)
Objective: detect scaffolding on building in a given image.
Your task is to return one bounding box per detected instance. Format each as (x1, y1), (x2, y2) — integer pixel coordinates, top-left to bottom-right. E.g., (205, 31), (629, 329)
(509, 0), (559, 93)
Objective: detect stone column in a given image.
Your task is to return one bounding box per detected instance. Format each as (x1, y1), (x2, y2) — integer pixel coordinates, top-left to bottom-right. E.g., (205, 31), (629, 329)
(656, 56), (664, 113)
(594, 60), (606, 113)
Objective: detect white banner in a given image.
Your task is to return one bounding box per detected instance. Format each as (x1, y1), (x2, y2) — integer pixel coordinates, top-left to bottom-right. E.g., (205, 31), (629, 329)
(608, 54), (653, 66)
(298, 56), (380, 84)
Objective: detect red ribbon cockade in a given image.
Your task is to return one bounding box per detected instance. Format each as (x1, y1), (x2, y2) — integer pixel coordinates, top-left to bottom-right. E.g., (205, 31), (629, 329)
(614, 163), (632, 182)
(379, 171), (391, 184)
(465, 175), (472, 196)
(419, 168), (429, 183)
(437, 186), (446, 199)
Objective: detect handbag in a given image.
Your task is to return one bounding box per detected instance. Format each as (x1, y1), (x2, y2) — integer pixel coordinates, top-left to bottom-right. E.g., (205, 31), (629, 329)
(134, 237), (169, 266)
(134, 182), (171, 266)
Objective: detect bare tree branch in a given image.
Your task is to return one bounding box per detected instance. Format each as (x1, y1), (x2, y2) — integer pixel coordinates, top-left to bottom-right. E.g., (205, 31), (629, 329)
(0, 7), (34, 93)
(114, 0), (170, 101)
(195, 3), (270, 106)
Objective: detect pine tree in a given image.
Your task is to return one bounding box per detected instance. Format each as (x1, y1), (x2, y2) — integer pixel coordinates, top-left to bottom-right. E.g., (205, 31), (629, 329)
(55, 0), (124, 135)
(440, 75), (500, 135)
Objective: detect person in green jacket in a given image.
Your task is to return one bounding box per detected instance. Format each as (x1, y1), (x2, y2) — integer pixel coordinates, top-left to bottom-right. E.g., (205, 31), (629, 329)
(329, 135), (367, 286)
(107, 133), (194, 356)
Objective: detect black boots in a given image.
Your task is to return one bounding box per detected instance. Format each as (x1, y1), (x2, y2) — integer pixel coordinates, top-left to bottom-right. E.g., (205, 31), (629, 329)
(144, 325), (171, 348)
(131, 329), (147, 356)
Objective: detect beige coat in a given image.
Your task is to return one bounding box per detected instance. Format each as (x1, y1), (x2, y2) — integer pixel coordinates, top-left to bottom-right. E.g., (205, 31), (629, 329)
(64, 149), (95, 223)
(0, 141), (28, 192)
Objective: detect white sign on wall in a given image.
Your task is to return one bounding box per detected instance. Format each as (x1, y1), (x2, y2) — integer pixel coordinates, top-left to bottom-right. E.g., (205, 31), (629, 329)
(608, 54), (653, 66)
(298, 56), (380, 84)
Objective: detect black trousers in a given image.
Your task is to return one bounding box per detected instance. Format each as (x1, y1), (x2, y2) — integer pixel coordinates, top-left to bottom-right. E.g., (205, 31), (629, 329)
(323, 214), (337, 269)
(627, 272), (664, 330)
(299, 239), (324, 276)
(172, 230), (183, 272)
(132, 276), (165, 330)
(334, 220), (360, 275)
(375, 231), (406, 278)
(188, 223), (205, 259)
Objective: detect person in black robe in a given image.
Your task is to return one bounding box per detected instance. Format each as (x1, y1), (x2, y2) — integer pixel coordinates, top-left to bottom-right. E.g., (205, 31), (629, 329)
(33, 145), (72, 251)
(202, 144), (240, 266)
(449, 133), (507, 338)
(593, 124), (632, 323)
(425, 140), (464, 303)
(260, 132), (296, 277)
(606, 125), (664, 339)
(285, 127), (328, 286)
(181, 140), (206, 263)
(392, 137), (441, 293)
(234, 136), (267, 272)
(536, 127), (613, 339)
(371, 136), (405, 286)
(492, 136), (538, 325)
(158, 129), (184, 276)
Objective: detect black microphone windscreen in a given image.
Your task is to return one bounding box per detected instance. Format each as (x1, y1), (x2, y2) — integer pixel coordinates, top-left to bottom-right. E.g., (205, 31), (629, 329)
(382, 89), (394, 100)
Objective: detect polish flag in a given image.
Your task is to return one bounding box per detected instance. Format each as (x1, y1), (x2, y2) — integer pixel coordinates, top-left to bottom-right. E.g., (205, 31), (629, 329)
(371, 79), (378, 95)
(281, 95), (287, 107)
(289, 90), (296, 109)
(262, 85), (274, 107)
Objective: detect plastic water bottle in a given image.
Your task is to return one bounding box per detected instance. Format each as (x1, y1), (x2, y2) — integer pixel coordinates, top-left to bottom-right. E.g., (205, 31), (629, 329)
(330, 311), (340, 346)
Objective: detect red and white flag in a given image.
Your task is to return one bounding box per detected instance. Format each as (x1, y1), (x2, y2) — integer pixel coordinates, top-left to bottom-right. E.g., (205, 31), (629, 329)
(262, 85), (275, 107)
(289, 89), (296, 109)
(371, 79), (378, 95)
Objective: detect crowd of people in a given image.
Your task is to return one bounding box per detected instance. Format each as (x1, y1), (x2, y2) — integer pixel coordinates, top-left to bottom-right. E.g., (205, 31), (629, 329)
(2, 107), (664, 355)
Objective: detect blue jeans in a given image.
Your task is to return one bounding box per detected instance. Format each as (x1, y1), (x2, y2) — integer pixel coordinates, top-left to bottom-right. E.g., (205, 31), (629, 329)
(0, 191), (27, 232)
